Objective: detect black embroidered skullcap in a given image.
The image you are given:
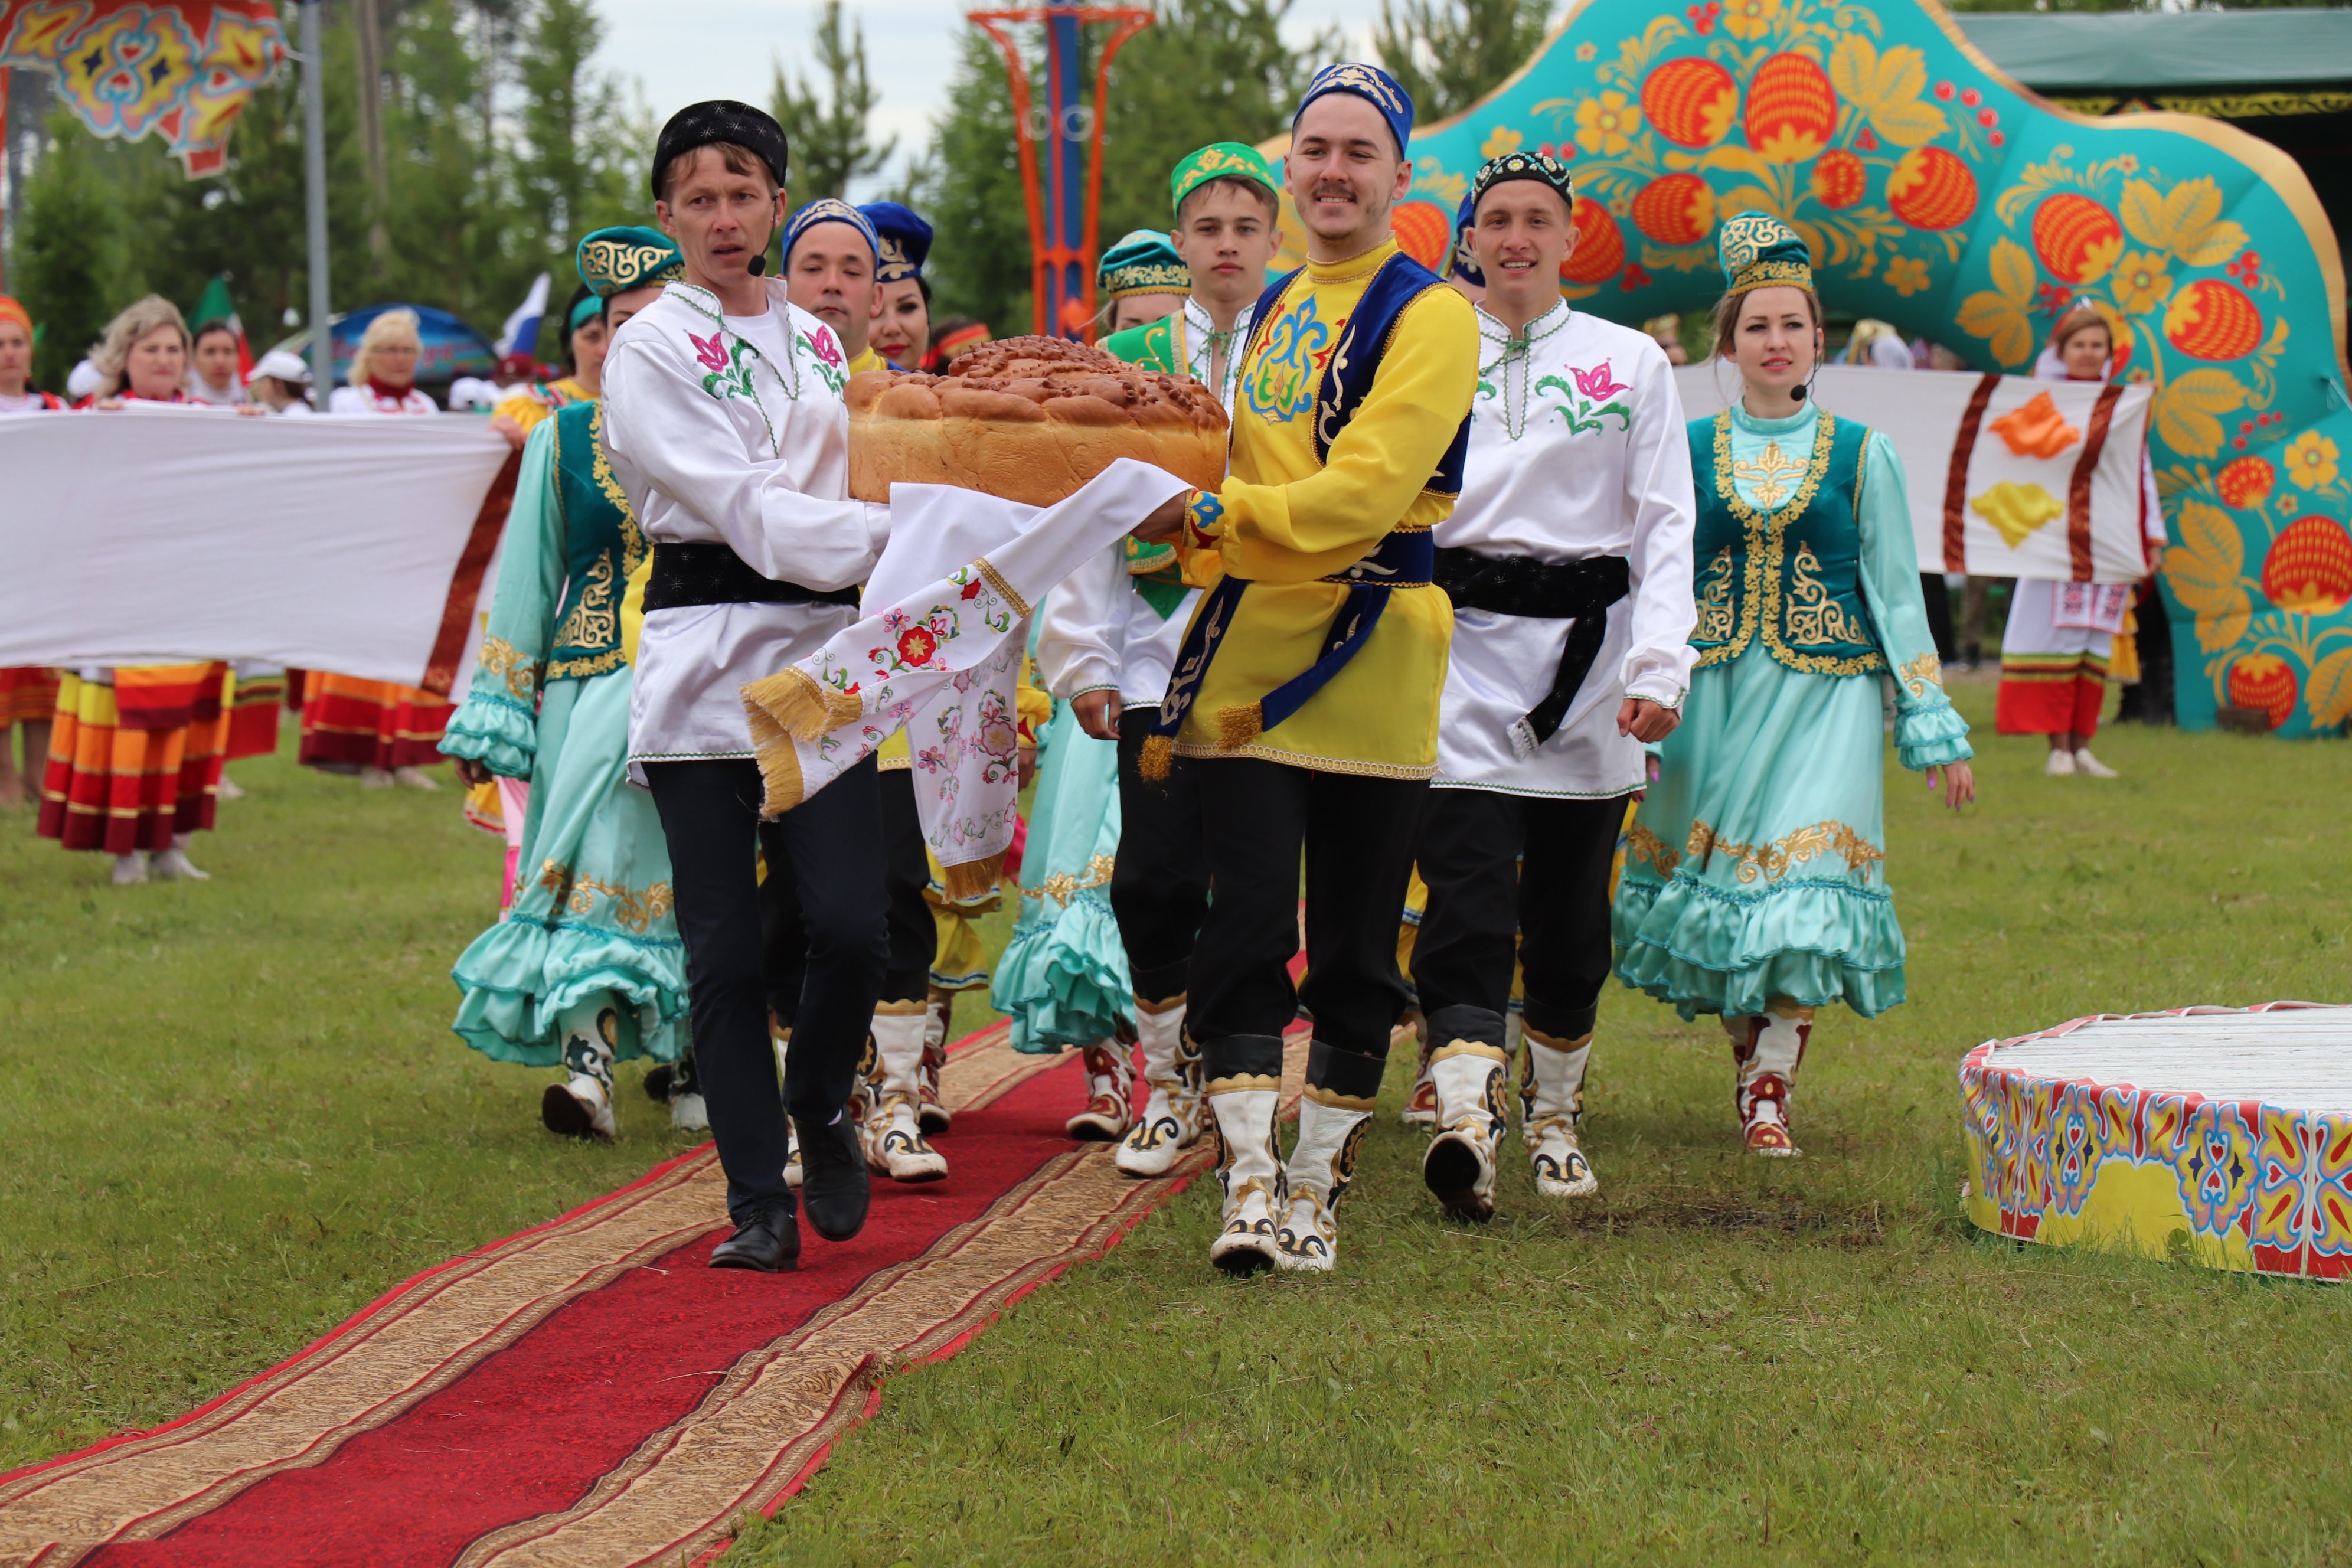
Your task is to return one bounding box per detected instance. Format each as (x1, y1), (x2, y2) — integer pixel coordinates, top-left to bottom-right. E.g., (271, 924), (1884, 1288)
(1468, 150), (1574, 220)
(651, 100), (789, 201)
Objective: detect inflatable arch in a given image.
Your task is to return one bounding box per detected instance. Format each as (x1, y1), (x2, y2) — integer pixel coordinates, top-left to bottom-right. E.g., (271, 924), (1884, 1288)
(1262, 0), (2352, 736)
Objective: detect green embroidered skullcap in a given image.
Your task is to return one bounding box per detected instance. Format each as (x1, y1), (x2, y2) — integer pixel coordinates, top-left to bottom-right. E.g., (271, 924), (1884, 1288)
(1717, 212), (1812, 294)
(1170, 142), (1279, 221)
(576, 226), (685, 297)
(1098, 229), (1190, 301)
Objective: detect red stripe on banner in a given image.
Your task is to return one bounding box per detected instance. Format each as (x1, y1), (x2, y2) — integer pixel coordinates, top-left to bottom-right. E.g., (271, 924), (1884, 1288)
(420, 449), (523, 698)
(2067, 384), (2124, 583)
(1942, 373), (2002, 573)
(78, 1054), (1098, 1568)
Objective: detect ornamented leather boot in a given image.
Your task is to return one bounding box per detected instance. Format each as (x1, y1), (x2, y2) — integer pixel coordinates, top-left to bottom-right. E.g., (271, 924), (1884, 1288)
(919, 988), (953, 1135)
(1116, 998), (1203, 1177)
(1421, 1023), (1509, 1222)
(865, 1009), (948, 1182)
(1732, 1004), (1811, 1157)
(1206, 1080), (1283, 1276)
(1520, 1027), (1598, 1198)
(1066, 1043), (1135, 1141)
(1275, 1096), (1371, 1272)
(542, 1005), (620, 1144)
(1397, 1008), (1437, 1128)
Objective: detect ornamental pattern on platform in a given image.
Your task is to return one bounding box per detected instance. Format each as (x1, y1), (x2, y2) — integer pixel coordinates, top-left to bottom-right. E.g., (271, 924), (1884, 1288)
(1959, 1003), (2352, 1280)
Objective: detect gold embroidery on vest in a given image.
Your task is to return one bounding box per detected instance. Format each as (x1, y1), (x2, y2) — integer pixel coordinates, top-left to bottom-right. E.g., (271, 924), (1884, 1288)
(1700, 411), (1886, 677)
(1694, 547), (1736, 643)
(554, 552), (618, 655)
(1785, 542), (1870, 648)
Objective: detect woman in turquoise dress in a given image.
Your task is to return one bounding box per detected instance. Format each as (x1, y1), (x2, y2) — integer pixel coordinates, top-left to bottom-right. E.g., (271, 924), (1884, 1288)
(442, 227), (695, 1142)
(989, 648), (1139, 1139)
(1612, 215), (1975, 1157)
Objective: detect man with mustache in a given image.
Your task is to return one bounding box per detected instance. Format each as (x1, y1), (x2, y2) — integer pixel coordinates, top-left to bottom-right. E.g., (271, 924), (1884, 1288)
(1133, 64), (1478, 1275)
(1408, 152), (1697, 1224)
(600, 102), (891, 1273)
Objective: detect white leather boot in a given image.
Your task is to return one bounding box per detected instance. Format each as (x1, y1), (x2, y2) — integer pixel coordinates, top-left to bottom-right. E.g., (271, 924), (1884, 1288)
(1275, 1096), (1372, 1272)
(864, 1009), (948, 1181)
(1731, 1004), (1811, 1157)
(1520, 1027), (1598, 1198)
(1116, 999), (1203, 1177)
(1206, 1083), (1283, 1276)
(543, 1002), (619, 1144)
(1421, 1038), (1508, 1221)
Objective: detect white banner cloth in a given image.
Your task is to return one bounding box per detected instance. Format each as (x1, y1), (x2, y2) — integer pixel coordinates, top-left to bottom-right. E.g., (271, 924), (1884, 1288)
(1673, 364), (2153, 583)
(0, 406), (515, 683)
(741, 457), (1188, 893)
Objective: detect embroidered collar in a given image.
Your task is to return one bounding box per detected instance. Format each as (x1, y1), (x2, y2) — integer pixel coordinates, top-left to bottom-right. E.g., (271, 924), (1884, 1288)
(1178, 295), (1252, 410)
(661, 279), (812, 452)
(1474, 302), (1571, 442)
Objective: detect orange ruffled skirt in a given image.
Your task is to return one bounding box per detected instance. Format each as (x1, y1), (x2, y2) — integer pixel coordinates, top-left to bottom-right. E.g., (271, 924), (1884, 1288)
(38, 665), (229, 854)
(297, 673), (452, 771)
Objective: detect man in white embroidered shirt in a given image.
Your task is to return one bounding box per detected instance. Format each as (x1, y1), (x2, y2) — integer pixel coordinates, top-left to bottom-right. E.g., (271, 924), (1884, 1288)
(1410, 151), (1697, 1225)
(601, 101), (891, 1272)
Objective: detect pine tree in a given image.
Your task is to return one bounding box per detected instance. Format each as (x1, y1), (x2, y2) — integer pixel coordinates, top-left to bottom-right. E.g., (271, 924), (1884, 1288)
(770, 0), (896, 201)
(1373, 0), (1553, 124)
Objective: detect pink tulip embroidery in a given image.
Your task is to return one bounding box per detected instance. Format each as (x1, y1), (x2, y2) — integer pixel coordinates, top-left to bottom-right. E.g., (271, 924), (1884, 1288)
(1537, 364), (1632, 437)
(691, 328), (757, 401)
(799, 327), (848, 394)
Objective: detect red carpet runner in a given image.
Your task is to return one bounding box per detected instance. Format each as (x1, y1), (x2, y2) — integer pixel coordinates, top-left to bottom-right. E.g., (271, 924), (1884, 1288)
(0, 1027), (1308, 1567)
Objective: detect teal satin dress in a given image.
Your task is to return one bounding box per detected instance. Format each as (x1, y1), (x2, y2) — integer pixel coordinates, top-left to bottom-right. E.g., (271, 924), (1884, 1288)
(991, 699), (1135, 1053)
(439, 405), (690, 1064)
(1612, 400), (1971, 1019)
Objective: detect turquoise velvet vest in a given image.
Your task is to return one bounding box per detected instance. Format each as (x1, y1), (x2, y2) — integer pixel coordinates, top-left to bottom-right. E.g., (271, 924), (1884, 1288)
(1685, 409), (1884, 676)
(546, 401), (646, 682)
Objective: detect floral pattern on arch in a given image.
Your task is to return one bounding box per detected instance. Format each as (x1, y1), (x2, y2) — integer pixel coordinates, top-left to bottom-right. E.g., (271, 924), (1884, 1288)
(1259, 0), (2352, 733)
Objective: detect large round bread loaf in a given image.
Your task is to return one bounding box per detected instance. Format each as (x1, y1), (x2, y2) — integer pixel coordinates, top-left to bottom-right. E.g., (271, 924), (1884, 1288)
(845, 335), (1229, 507)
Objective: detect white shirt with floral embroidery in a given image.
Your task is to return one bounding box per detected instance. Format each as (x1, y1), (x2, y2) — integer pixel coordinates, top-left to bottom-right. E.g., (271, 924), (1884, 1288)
(1435, 302), (1698, 798)
(602, 278), (891, 766)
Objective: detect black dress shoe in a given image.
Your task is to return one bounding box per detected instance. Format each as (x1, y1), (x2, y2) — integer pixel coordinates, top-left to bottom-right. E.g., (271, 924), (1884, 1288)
(792, 1113), (871, 1242)
(709, 1204), (799, 1272)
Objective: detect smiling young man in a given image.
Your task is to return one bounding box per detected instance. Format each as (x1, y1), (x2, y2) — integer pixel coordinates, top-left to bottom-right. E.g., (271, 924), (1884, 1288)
(599, 101), (891, 1273)
(1135, 66), (1478, 1276)
(1035, 142), (1283, 1181)
(1409, 152), (1696, 1224)
(782, 197), (885, 374)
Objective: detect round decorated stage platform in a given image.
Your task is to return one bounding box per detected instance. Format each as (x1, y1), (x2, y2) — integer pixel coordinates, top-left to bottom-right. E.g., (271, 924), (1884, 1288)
(1961, 1003), (2352, 1279)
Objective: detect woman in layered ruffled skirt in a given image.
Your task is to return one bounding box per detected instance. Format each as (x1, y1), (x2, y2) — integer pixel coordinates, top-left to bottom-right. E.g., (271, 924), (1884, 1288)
(1613, 215), (1975, 1155)
(440, 234), (695, 1141)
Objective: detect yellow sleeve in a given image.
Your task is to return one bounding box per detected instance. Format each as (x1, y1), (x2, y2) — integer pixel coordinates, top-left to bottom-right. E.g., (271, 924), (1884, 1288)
(1210, 285), (1478, 584)
(620, 552), (651, 665)
(495, 390), (555, 433)
(1015, 654), (1053, 739)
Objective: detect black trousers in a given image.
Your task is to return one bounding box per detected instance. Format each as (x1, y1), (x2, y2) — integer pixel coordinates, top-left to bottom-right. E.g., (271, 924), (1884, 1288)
(646, 756), (889, 1222)
(1411, 786), (1631, 1044)
(760, 765), (931, 1023)
(1109, 707), (1209, 1005)
(1189, 757), (1425, 1103)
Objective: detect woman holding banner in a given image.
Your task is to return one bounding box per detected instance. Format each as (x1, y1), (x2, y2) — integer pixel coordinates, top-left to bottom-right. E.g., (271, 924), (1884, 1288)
(302, 310), (452, 789)
(40, 297), (230, 883)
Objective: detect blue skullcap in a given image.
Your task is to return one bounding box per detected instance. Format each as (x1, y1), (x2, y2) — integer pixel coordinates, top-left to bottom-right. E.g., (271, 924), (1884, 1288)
(859, 202), (932, 285)
(1293, 63), (1414, 159)
(1098, 229), (1190, 300)
(1449, 191), (1483, 287)
(782, 198), (879, 268)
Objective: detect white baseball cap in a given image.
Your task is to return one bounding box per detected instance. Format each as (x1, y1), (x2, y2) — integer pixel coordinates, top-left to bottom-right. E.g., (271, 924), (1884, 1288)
(248, 347), (314, 384)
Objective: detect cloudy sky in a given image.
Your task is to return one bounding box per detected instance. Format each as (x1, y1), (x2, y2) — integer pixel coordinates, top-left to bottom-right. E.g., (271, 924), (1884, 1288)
(592, 0), (1381, 199)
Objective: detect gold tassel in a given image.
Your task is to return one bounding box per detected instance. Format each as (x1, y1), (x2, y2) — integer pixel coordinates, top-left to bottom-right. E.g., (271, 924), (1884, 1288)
(1216, 701), (1264, 749)
(1138, 733), (1175, 781)
(740, 665), (863, 744)
(939, 851), (1006, 903)
(743, 705), (806, 819)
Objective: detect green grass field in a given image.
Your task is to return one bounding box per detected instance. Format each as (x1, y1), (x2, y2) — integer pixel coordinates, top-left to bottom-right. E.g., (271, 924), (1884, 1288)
(4, 681), (2348, 1564)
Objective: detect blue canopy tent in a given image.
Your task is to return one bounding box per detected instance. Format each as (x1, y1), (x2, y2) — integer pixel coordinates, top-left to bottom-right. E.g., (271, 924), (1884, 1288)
(269, 305), (499, 404)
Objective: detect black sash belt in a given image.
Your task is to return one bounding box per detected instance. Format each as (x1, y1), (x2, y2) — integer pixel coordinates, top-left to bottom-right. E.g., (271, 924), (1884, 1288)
(1433, 547), (1631, 753)
(641, 541), (861, 612)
